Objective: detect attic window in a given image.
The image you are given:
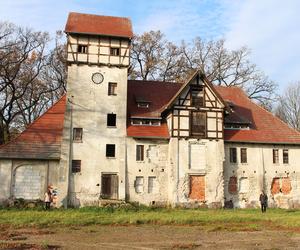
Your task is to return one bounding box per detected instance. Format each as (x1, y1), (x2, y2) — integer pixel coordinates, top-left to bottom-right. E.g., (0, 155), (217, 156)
(191, 88), (204, 108)
(131, 119), (161, 126)
(224, 123), (250, 130)
(137, 102), (149, 108)
(78, 44), (87, 53)
(110, 47), (120, 56)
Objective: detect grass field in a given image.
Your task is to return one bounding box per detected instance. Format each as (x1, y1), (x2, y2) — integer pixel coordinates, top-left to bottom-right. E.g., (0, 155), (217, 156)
(1, 206), (300, 231)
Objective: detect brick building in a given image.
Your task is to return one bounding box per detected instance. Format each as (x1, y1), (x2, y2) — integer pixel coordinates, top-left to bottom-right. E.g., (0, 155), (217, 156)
(0, 13), (300, 208)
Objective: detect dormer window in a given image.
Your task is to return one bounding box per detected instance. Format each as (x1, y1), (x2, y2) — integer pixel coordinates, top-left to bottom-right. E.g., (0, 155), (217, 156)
(131, 118), (161, 126)
(78, 44), (87, 54)
(110, 47), (120, 56)
(137, 102), (149, 108)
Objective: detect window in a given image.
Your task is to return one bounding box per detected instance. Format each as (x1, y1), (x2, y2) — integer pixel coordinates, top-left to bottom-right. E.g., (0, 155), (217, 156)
(136, 145), (144, 161)
(240, 148), (247, 163)
(137, 102), (149, 108)
(135, 176), (144, 193)
(108, 82), (117, 96)
(191, 89), (204, 107)
(106, 144), (115, 157)
(72, 160), (81, 173)
(73, 128), (83, 142)
(273, 149), (279, 164)
(229, 148), (237, 163)
(148, 177), (157, 193)
(110, 47), (120, 56)
(77, 44), (87, 53)
(239, 177), (249, 193)
(283, 149), (289, 164)
(228, 176), (237, 194)
(191, 111), (206, 137)
(107, 113), (116, 127)
(131, 119), (160, 126)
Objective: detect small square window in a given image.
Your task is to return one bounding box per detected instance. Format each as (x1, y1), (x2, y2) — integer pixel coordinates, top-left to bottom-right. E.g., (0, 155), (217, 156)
(106, 144), (115, 157)
(77, 44), (87, 53)
(273, 149), (279, 164)
(283, 149), (289, 164)
(136, 145), (144, 161)
(72, 160), (81, 173)
(229, 148), (237, 163)
(241, 148), (247, 163)
(107, 113), (116, 127)
(108, 82), (117, 96)
(110, 47), (120, 56)
(73, 128), (83, 142)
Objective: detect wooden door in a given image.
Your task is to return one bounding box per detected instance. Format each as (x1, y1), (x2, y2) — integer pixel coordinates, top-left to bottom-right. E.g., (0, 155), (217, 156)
(101, 174), (118, 199)
(189, 175), (205, 201)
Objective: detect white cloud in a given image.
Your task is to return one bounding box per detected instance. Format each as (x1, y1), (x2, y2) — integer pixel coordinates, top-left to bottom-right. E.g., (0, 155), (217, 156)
(224, 0), (300, 89)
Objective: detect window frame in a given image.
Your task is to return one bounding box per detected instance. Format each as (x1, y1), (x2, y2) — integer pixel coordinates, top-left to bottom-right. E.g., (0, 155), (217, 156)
(77, 44), (88, 54)
(110, 47), (120, 56)
(283, 149), (289, 164)
(107, 113), (117, 127)
(106, 144), (116, 158)
(273, 149), (279, 164)
(108, 82), (117, 96)
(71, 160), (81, 173)
(136, 145), (144, 162)
(190, 111), (206, 137)
(229, 148), (237, 163)
(190, 88), (204, 108)
(73, 128), (83, 142)
(240, 148), (247, 163)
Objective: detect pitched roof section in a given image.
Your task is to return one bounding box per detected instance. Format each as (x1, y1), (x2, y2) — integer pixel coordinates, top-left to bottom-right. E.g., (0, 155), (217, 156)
(216, 86), (300, 144)
(65, 12), (133, 38)
(0, 96), (66, 160)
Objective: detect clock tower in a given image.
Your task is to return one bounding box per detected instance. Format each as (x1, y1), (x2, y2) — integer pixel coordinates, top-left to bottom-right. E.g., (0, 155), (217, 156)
(63, 13), (132, 205)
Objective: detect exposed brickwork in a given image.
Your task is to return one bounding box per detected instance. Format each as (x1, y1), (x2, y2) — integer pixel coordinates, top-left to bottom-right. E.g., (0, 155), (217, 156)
(228, 176), (237, 194)
(189, 175), (205, 201)
(271, 178), (280, 195)
(281, 177), (292, 195)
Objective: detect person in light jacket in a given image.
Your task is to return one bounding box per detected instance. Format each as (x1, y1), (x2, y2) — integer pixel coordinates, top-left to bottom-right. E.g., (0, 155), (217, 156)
(44, 185), (53, 210)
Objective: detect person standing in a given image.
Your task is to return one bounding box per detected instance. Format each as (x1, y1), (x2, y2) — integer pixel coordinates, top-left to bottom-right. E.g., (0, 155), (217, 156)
(44, 185), (53, 210)
(259, 190), (268, 213)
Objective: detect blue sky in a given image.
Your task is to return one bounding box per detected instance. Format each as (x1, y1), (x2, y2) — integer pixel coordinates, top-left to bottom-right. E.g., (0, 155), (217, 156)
(0, 0), (299, 92)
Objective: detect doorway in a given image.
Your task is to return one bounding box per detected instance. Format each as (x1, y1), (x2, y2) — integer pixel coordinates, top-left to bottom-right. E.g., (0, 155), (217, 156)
(189, 175), (205, 201)
(101, 174), (118, 199)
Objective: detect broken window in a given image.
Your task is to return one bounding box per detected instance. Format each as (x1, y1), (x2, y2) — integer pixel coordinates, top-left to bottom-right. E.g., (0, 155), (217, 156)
(110, 47), (120, 56)
(229, 148), (237, 163)
(136, 145), (144, 161)
(228, 176), (237, 194)
(135, 176), (144, 193)
(107, 113), (116, 127)
(283, 149), (289, 164)
(72, 160), (81, 173)
(191, 88), (204, 107)
(191, 111), (206, 137)
(77, 44), (87, 53)
(108, 82), (117, 96)
(239, 177), (249, 193)
(271, 177), (292, 195)
(106, 144), (115, 157)
(273, 149), (279, 164)
(73, 128), (83, 142)
(148, 176), (157, 193)
(240, 148), (247, 163)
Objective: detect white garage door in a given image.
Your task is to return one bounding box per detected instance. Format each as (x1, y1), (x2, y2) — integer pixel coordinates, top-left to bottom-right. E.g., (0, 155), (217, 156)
(14, 165), (45, 200)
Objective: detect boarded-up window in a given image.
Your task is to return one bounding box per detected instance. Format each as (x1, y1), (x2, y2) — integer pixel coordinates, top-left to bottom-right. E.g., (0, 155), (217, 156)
(241, 148), (247, 163)
(73, 128), (83, 142)
(189, 175), (205, 201)
(283, 149), (289, 164)
(108, 82), (117, 96)
(136, 145), (144, 161)
(148, 176), (157, 193)
(189, 144), (206, 170)
(191, 89), (204, 107)
(135, 176), (144, 193)
(273, 149), (279, 164)
(239, 177), (249, 193)
(191, 112), (206, 137)
(72, 160), (81, 173)
(228, 176), (237, 194)
(101, 174), (118, 199)
(271, 177), (292, 195)
(229, 148), (237, 163)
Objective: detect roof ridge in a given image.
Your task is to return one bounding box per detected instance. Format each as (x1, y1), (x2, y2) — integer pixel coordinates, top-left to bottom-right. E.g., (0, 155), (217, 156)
(0, 94), (66, 150)
(68, 12), (131, 21)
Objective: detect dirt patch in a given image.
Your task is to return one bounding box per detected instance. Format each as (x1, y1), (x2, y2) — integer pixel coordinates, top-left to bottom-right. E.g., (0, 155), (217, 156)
(0, 243), (60, 250)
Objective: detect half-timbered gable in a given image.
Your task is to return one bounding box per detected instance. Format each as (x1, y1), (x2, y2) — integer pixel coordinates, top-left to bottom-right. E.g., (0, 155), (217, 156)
(164, 71), (226, 139)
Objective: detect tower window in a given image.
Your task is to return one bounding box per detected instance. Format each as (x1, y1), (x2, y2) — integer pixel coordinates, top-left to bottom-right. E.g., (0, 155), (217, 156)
(77, 44), (87, 54)
(107, 113), (116, 127)
(110, 47), (120, 56)
(108, 82), (117, 96)
(72, 160), (81, 173)
(73, 128), (83, 142)
(106, 144), (115, 157)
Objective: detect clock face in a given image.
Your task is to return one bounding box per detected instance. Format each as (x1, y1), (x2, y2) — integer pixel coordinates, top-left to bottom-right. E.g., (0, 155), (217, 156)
(91, 72), (104, 84)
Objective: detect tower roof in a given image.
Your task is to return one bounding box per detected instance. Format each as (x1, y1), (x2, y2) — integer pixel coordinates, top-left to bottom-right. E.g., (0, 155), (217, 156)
(65, 12), (133, 38)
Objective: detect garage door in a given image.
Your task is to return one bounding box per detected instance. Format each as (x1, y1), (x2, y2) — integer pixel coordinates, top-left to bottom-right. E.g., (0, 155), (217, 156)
(189, 175), (205, 201)
(13, 165), (45, 200)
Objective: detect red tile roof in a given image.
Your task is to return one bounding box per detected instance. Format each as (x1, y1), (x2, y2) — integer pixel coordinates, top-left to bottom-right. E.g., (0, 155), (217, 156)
(0, 96), (66, 159)
(127, 80), (182, 138)
(215, 86), (300, 144)
(65, 12), (133, 38)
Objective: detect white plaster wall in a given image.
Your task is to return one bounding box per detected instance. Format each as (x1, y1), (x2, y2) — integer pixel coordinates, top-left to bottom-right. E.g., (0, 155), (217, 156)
(126, 138), (169, 205)
(224, 143), (300, 209)
(0, 160), (12, 201)
(66, 64), (128, 206)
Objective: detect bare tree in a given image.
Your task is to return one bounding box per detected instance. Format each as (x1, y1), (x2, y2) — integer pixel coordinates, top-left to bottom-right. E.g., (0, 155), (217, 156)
(275, 82), (300, 131)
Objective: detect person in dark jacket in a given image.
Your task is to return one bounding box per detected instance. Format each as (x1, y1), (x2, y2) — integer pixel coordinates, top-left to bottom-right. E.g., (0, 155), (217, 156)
(259, 190), (268, 213)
